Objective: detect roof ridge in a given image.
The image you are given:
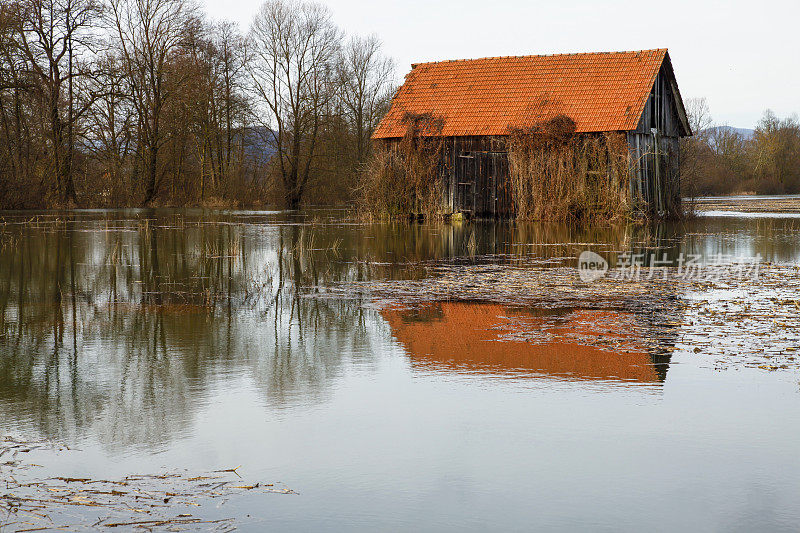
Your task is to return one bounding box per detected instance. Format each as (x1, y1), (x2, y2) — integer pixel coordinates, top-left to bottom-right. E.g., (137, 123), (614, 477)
(411, 48), (667, 68)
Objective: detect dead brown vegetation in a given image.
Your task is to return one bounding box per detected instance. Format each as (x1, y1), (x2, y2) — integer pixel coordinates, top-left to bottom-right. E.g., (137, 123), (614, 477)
(359, 114), (634, 221)
(357, 112), (445, 219)
(0, 436), (295, 531)
(507, 115), (633, 221)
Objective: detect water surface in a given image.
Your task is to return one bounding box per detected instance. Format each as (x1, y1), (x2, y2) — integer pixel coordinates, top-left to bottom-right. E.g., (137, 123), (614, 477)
(1, 210), (799, 531)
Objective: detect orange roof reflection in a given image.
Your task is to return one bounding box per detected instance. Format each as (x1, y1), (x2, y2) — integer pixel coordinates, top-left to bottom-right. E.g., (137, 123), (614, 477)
(382, 303), (665, 383)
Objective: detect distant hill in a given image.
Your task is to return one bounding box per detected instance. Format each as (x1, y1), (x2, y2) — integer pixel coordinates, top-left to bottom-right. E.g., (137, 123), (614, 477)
(241, 126), (276, 163)
(702, 126), (755, 140)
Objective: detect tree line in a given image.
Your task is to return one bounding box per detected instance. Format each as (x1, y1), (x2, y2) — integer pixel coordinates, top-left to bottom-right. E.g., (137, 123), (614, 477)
(681, 99), (800, 197)
(0, 0), (394, 208)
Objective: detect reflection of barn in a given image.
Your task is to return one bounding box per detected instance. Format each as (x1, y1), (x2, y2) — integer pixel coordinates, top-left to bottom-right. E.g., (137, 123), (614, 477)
(382, 303), (672, 384)
(373, 49), (691, 217)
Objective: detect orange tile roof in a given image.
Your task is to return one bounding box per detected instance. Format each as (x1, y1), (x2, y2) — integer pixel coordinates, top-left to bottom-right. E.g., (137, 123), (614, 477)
(373, 49), (668, 138)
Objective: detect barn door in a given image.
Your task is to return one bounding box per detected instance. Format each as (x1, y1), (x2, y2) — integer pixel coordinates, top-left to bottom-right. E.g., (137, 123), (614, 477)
(454, 152), (475, 214)
(454, 151), (504, 217)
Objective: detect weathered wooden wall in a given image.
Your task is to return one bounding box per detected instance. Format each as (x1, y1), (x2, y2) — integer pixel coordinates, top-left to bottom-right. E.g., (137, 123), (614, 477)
(628, 60), (690, 216)
(440, 136), (512, 217)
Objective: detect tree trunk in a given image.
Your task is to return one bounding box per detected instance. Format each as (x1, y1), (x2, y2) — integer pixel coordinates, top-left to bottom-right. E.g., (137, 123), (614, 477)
(143, 144), (159, 206)
(287, 190), (301, 210)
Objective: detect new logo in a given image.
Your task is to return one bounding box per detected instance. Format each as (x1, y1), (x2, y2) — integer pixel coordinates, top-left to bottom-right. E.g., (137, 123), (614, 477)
(578, 251), (608, 282)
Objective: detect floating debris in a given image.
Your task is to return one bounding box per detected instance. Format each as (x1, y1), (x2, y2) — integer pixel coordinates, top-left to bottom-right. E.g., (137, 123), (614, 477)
(693, 196), (800, 214)
(678, 263), (800, 371)
(315, 258), (800, 373)
(0, 437), (295, 531)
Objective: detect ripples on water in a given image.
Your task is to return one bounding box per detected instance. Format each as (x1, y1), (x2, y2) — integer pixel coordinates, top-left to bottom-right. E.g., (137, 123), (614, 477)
(1, 210), (800, 531)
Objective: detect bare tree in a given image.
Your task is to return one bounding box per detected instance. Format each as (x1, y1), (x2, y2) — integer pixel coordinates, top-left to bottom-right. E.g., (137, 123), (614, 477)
(0, 3), (19, 91)
(685, 98), (711, 136)
(0, 0), (399, 209)
(752, 110), (800, 192)
(337, 34), (393, 168)
(107, 0), (198, 206)
(0, 2), (26, 192)
(248, 0), (341, 209)
(213, 21), (247, 184)
(679, 97), (713, 199)
(83, 51), (135, 201)
(16, 0), (102, 203)
(179, 21), (248, 199)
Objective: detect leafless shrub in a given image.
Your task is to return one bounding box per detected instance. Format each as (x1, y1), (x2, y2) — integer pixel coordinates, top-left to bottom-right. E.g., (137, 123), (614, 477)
(357, 112), (445, 219)
(507, 115), (632, 222)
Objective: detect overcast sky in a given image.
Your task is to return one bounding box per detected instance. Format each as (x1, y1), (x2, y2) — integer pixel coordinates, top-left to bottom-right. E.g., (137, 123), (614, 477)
(204, 0), (799, 129)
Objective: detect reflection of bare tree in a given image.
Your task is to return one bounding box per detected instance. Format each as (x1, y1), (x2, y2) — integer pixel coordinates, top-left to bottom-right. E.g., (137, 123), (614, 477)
(244, 224), (379, 407)
(0, 211), (704, 449)
(0, 213), (381, 450)
(0, 220), (107, 442)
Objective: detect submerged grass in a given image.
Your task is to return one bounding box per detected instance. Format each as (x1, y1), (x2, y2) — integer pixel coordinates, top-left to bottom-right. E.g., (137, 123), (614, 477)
(316, 259), (685, 358)
(693, 195), (800, 214)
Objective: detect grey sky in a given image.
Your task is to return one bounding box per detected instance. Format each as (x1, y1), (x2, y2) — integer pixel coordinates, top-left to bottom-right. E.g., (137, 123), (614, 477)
(204, 0), (800, 129)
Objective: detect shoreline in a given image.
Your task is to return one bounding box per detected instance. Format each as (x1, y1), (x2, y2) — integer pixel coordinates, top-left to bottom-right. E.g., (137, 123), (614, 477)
(691, 195), (800, 214)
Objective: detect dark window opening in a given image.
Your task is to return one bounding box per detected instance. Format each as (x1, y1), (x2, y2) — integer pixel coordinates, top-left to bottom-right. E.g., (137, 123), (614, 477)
(649, 92), (657, 130)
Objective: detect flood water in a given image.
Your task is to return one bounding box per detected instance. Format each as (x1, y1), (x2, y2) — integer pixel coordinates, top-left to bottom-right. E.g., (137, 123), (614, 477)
(1, 210), (800, 531)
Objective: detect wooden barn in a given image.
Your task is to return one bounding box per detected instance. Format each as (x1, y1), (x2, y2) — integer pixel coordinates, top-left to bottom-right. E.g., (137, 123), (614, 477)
(372, 49), (692, 218)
